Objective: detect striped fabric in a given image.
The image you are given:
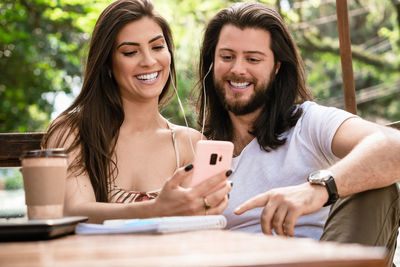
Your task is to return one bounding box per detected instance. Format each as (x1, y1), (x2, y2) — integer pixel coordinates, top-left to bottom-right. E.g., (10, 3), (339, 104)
(109, 187), (159, 203)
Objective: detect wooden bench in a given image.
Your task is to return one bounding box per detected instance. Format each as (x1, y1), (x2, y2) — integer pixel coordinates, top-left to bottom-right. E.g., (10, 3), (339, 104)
(0, 132), (45, 168)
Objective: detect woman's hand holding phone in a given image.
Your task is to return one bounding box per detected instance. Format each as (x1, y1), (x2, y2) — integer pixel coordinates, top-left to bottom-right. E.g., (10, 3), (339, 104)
(154, 152), (233, 217)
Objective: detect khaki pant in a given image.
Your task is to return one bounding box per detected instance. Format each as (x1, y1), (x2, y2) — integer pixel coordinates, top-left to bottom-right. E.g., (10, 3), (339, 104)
(320, 183), (400, 266)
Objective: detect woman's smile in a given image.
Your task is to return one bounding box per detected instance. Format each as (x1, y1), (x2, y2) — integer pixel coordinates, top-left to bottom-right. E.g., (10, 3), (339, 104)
(136, 71), (160, 84)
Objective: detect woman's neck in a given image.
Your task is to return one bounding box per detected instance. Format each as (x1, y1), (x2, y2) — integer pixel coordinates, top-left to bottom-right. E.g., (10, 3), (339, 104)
(120, 98), (166, 134)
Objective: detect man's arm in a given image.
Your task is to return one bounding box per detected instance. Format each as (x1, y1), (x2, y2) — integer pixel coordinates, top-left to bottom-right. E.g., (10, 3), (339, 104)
(235, 118), (400, 236)
(330, 117), (400, 197)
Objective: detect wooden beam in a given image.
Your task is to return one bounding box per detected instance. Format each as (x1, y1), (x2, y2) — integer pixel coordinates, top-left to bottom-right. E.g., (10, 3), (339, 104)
(0, 133), (44, 167)
(336, 0), (357, 114)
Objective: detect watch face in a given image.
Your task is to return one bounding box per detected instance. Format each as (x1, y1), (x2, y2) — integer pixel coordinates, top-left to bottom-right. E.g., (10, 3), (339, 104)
(308, 170), (338, 207)
(309, 170), (333, 183)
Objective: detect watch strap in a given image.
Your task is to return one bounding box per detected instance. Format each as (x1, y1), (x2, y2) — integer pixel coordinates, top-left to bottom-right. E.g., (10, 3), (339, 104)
(323, 176), (339, 207)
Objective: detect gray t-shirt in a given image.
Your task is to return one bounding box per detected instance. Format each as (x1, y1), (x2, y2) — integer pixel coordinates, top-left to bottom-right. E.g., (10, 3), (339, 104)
(223, 101), (356, 239)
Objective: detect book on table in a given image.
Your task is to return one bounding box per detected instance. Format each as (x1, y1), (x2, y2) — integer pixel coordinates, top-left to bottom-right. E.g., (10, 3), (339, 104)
(75, 215), (227, 235)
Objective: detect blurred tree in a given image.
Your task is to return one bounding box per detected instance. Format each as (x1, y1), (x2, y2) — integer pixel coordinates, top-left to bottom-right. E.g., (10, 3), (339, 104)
(280, 0), (400, 123)
(0, 0), (91, 132)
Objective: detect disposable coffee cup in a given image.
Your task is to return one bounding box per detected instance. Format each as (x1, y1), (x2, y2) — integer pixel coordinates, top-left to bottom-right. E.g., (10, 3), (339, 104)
(20, 149), (68, 220)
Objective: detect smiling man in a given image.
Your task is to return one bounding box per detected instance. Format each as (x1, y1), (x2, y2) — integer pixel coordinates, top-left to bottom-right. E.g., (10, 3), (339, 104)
(196, 1), (400, 264)
(213, 25), (279, 116)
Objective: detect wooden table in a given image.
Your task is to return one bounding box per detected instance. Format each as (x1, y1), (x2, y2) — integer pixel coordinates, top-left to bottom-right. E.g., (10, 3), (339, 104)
(0, 230), (388, 267)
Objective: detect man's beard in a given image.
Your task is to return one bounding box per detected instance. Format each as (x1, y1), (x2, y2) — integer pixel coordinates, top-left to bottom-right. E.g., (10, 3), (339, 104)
(214, 72), (275, 116)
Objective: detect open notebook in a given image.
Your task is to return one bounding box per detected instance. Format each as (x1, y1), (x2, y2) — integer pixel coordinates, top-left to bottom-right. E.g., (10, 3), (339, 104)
(75, 215), (227, 235)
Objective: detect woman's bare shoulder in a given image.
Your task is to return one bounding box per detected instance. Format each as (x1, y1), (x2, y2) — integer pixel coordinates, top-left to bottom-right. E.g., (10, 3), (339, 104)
(168, 124), (204, 165)
(170, 124), (203, 143)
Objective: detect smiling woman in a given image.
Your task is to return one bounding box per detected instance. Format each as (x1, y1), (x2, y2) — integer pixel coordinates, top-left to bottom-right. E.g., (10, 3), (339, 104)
(40, 0), (232, 223)
(112, 17), (171, 102)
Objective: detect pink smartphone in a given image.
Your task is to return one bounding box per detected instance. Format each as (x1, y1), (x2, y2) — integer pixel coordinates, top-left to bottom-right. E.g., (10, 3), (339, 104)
(190, 140), (234, 187)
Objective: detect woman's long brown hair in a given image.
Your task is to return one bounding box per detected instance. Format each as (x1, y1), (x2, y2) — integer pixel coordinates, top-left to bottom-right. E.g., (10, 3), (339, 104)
(42, 0), (176, 202)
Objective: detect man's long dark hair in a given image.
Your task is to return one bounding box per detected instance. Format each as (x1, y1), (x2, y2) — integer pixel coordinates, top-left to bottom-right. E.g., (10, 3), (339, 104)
(197, 2), (313, 151)
(41, 0), (176, 202)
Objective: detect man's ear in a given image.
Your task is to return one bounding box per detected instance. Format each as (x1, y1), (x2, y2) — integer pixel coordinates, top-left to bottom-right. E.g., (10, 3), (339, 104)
(275, 61), (281, 74)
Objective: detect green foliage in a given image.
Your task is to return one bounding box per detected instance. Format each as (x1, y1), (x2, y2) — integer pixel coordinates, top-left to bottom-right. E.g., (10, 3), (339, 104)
(3, 169), (24, 190)
(0, 0), (90, 132)
(285, 0), (400, 122)
(5, 176), (23, 190)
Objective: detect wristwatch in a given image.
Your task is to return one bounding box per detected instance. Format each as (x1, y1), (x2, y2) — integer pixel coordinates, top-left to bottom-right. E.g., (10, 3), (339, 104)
(307, 170), (339, 207)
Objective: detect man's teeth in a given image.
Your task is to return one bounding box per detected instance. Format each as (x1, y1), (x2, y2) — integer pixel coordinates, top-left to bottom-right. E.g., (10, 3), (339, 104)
(137, 72), (158, 81)
(230, 81), (250, 88)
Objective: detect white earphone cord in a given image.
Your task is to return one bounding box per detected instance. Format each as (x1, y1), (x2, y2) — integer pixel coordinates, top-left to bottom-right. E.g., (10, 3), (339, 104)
(201, 63), (213, 140)
(170, 74), (195, 156)
(170, 63), (213, 156)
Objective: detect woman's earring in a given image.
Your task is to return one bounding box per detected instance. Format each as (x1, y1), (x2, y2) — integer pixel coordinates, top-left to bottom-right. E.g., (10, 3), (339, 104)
(108, 69), (112, 78)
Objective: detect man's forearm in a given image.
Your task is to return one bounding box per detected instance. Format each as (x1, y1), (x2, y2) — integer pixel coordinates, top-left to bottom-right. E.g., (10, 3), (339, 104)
(330, 127), (400, 197)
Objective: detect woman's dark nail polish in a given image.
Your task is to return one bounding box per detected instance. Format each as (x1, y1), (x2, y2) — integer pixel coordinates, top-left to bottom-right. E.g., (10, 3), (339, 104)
(228, 193), (230, 199)
(225, 170), (232, 177)
(184, 164), (193, 172)
(229, 181), (234, 187)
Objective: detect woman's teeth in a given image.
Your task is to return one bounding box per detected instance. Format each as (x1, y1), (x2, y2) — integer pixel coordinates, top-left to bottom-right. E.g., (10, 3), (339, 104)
(137, 72), (158, 82)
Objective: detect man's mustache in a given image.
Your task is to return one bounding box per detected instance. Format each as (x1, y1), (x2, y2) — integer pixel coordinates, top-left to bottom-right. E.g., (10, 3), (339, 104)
(222, 74), (257, 84)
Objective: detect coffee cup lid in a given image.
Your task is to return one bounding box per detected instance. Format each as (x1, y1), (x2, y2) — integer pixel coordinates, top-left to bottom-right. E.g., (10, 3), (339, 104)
(20, 148), (68, 159)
